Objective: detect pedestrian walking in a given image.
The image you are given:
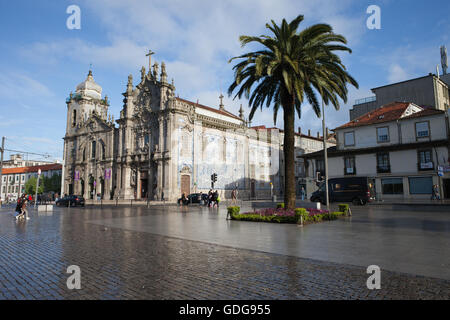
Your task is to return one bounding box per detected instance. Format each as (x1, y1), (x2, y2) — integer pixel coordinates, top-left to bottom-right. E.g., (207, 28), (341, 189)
(207, 189), (213, 207)
(301, 186), (306, 201)
(431, 184), (440, 200)
(231, 188), (237, 205)
(215, 190), (220, 208)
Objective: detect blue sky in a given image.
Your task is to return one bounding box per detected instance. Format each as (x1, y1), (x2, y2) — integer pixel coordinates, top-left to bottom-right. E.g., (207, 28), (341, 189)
(0, 0), (448, 162)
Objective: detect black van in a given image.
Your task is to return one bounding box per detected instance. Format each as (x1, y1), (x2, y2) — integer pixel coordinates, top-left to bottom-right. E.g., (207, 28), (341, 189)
(310, 177), (376, 205)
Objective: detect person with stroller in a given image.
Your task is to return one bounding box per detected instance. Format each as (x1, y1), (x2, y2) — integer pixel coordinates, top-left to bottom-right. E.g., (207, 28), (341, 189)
(15, 194), (29, 221)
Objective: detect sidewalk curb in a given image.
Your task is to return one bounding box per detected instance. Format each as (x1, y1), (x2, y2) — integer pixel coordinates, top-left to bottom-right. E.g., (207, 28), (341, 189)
(369, 202), (450, 207)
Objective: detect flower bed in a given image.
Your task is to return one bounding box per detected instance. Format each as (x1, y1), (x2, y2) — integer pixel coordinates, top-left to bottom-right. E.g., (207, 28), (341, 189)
(228, 206), (347, 224)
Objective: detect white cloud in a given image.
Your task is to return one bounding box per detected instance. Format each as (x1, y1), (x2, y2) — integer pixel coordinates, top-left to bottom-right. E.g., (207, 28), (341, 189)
(0, 73), (54, 100)
(387, 64), (410, 83)
(20, 38), (148, 72)
(17, 0), (365, 134)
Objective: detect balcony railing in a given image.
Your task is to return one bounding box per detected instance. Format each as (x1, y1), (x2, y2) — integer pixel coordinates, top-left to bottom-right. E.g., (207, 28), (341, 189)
(377, 165), (391, 173)
(354, 96), (376, 105)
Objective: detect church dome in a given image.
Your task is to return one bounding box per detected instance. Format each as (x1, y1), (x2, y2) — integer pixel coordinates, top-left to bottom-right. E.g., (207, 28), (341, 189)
(75, 70), (102, 99)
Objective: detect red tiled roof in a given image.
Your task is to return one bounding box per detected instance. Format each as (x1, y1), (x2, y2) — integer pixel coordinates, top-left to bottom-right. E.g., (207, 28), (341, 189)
(335, 102), (411, 130)
(176, 97), (243, 121)
(2, 164), (62, 175)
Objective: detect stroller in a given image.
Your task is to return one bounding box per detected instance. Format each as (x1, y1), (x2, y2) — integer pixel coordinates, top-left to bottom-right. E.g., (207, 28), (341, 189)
(14, 196), (29, 221)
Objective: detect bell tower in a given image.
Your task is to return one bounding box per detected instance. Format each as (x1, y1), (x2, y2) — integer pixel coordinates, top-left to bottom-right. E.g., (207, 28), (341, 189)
(65, 69), (108, 136)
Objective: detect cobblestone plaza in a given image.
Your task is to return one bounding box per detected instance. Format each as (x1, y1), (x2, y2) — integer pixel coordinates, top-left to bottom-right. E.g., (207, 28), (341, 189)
(0, 203), (449, 300)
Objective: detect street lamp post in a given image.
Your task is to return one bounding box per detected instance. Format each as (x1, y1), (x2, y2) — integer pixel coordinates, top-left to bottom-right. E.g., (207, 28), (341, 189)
(34, 169), (41, 209)
(322, 98), (330, 212)
(147, 140), (151, 208)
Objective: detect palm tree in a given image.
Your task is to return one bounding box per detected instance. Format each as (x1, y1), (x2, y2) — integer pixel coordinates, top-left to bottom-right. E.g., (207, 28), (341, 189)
(228, 15), (358, 209)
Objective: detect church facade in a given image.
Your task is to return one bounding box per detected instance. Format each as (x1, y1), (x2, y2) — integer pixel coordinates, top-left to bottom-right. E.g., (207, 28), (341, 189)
(61, 57), (331, 201)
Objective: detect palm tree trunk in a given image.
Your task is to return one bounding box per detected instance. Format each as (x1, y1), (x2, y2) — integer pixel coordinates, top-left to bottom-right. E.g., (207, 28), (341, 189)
(283, 95), (296, 209)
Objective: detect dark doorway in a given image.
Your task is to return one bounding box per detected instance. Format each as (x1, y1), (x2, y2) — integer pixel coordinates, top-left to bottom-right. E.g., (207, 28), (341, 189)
(251, 180), (256, 198)
(181, 175), (190, 196)
(100, 177), (104, 199)
(444, 179), (450, 199)
(89, 175), (94, 199)
(68, 184), (73, 195)
(141, 179), (148, 198)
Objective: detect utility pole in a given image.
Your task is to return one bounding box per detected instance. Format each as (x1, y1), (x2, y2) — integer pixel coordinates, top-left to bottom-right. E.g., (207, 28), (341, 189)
(34, 169), (41, 209)
(0, 137), (5, 207)
(322, 99), (330, 212)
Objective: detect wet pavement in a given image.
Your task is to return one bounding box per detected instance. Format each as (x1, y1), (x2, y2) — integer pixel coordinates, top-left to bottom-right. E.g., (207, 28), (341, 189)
(0, 203), (449, 299)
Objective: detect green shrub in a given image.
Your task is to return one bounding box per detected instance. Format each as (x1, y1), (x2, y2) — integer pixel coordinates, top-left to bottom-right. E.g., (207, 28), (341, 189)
(338, 204), (349, 214)
(295, 208), (308, 222)
(276, 202), (285, 209)
(227, 206), (240, 219)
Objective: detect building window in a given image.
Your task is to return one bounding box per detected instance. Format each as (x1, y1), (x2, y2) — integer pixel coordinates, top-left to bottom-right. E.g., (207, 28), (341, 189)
(418, 149), (433, 170)
(409, 176), (432, 194)
(21, 175), (25, 181)
(344, 132), (355, 146)
(376, 127), (389, 143)
(382, 178), (403, 195)
(415, 121), (429, 138)
(2, 186), (5, 193)
(102, 144), (106, 160)
(72, 109), (77, 127)
(316, 159), (325, 179)
(344, 156), (356, 175)
(91, 141), (96, 159)
(377, 153), (390, 173)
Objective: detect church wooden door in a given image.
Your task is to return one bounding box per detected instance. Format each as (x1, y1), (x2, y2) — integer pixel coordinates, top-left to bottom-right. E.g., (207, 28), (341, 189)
(181, 175), (190, 196)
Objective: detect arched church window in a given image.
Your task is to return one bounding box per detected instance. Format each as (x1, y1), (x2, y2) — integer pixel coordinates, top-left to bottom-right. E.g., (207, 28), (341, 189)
(72, 109), (77, 127)
(92, 141), (96, 159)
(82, 148), (86, 161)
(102, 144), (106, 160)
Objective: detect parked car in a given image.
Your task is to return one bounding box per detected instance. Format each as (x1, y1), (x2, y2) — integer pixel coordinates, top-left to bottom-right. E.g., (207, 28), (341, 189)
(310, 177), (376, 205)
(56, 195), (85, 207)
(178, 193), (208, 205)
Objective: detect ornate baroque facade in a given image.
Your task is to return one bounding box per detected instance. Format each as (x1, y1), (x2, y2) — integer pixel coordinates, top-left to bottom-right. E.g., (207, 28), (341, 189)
(62, 57), (331, 201)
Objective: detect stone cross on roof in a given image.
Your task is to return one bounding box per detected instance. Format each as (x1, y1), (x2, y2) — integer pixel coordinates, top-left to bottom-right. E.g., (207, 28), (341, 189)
(146, 50), (155, 72)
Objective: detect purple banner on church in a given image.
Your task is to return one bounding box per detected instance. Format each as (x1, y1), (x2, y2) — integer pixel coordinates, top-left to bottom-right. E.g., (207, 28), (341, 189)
(74, 171), (80, 181)
(105, 168), (111, 180)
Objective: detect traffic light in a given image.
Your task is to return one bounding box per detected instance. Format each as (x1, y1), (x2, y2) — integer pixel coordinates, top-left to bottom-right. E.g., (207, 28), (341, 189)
(213, 173), (217, 183)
